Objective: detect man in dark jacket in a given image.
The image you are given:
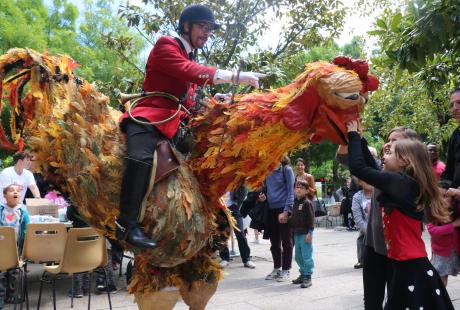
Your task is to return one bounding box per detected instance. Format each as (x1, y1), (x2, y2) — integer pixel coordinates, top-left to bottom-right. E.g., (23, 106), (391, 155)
(442, 88), (460, 188)
(219, 185), (256, 269)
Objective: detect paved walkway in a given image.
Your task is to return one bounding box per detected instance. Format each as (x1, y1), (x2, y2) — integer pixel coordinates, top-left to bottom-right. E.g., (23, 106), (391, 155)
(5, 228), (460, 309)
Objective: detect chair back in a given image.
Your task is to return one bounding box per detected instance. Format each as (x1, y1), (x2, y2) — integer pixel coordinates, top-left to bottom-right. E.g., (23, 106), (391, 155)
(329, 203), (341, 217)
(23, 223), (68, 263)
(59, 227), (105, 274)
(0, 227), (20, 272)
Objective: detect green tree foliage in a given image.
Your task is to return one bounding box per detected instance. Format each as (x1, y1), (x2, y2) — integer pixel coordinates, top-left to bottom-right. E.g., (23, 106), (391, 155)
(0, 0), (145, 101)
(0, 0), (49, 53)
(361, 0), (459, 149)
(118, 0), (346, 70)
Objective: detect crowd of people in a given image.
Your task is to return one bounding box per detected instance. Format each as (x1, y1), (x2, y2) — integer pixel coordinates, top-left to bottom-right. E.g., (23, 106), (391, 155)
(216, 89), (460, 309)
(0, 152), (122, 308)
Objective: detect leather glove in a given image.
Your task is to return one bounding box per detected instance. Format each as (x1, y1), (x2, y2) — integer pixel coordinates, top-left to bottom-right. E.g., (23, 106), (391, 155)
(213, 69), (266, 88)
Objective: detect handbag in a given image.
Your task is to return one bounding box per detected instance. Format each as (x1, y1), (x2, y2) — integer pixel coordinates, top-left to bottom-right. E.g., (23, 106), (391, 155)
(312, 199), (327, 217)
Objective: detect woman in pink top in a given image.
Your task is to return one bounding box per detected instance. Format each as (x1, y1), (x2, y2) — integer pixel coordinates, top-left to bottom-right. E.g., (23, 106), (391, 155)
(427, 181), (460, 286)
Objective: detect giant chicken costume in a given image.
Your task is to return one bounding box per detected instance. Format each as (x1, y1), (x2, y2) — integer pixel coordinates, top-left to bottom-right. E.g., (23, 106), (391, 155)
(0, 48), (378, 309)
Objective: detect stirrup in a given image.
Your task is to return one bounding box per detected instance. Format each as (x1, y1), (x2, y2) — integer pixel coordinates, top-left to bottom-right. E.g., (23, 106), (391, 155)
(115, 220), (130, 240)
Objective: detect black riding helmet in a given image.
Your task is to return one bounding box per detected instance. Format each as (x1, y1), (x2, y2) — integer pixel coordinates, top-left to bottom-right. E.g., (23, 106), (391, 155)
(178, 4), (220, 35)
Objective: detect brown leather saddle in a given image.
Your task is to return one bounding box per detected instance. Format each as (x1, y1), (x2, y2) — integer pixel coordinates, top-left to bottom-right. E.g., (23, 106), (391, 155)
(154, 140), (180, 183)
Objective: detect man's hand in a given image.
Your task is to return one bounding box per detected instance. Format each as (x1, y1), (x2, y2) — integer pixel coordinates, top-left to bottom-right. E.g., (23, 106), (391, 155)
(278, 211), (289, 224)
(257, 192), (266, 202)
(214, 93), (231, 103)
(213, 70), (266, 88)
(305, 233), (312, 244)
(239, 72), (266, 88)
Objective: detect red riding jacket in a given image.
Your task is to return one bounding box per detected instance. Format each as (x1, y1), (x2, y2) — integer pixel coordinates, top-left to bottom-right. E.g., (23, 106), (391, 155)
(119, 36), (217, 138)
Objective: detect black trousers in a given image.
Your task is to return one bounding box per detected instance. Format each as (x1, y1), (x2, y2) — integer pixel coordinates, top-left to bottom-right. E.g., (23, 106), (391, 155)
(362, 245), (393, 310)
(220, 205), (251, 263)
(0, 270), (16, 305)
(267, 208), (293, 270)
(122, 119), (163, 164)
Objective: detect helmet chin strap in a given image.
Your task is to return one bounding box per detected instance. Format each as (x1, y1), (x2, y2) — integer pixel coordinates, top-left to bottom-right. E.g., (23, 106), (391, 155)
(186, 22), (196, 50)
(188, 32), (196, 50)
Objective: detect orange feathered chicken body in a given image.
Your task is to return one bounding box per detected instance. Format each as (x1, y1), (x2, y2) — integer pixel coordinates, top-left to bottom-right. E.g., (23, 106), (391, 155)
(191, 61), (378, 202)
(0, 49), (378, 297)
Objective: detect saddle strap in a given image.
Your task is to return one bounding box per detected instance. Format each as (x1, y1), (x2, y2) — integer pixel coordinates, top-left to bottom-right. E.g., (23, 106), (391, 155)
(138, 141), (180, 223)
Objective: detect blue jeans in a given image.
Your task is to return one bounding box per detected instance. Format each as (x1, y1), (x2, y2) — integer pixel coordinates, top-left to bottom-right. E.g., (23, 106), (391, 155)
(294, 233), (314, 277)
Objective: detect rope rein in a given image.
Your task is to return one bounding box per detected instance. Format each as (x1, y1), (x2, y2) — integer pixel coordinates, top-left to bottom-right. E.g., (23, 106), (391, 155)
(127, 92), (191, 126)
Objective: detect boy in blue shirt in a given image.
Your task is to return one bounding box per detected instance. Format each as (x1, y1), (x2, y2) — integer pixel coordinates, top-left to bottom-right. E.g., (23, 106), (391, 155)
(0, 184), (30, 307)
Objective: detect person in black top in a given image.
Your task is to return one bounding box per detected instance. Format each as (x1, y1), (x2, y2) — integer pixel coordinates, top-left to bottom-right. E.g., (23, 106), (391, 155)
(336, 125), (420, 309)
(442, 88), (460, 191)
(338, 176), (360, 230)
(290, 180), (314, 288)
(219, 186), (256, 269)
(347, 120), (454, 310)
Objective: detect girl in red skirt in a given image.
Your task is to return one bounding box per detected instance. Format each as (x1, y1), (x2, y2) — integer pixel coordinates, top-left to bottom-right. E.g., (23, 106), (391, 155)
(347, 120), (454, 310)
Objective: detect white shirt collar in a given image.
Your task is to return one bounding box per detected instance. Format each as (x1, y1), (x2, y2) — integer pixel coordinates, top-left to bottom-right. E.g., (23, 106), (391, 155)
(178, 36), (194, 54)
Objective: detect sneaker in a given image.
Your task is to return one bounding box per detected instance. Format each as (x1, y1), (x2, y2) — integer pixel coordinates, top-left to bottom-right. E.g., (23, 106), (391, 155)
(96, 284), (117, 294)
(354, 262), (363, 269)
(276, 270), (290, 282)
(68, 291), (83, 298)
(220, 260), (229, 268)
(244, 261), (256, 269)
(300, 277), (312, 288)
(96, 279), (105, 291)
(291, 274), (305, 284)
(4, 296), (20, 304)
(265, 268), (281, 280)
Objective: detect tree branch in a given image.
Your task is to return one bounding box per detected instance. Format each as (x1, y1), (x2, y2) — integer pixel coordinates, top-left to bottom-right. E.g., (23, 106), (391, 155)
(273, 23), (309, 59)
(115, 49), (144, 74)
(223, 0), (265, 67)
(135, 25), (155, 46)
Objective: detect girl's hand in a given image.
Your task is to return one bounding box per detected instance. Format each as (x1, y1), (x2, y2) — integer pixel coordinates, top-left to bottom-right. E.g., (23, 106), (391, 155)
(346, 120), (360, 133)
(452, 217), (460, 228)
(305, 233), (312, 244)
(446, 187), (460, 199)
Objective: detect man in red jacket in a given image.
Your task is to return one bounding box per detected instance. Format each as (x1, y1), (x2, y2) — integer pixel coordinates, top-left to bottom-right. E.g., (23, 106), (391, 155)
(115, 4), (265, 249)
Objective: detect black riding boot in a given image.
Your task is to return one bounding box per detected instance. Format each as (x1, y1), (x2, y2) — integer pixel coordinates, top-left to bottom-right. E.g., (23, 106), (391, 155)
(115, 158), (157, 249)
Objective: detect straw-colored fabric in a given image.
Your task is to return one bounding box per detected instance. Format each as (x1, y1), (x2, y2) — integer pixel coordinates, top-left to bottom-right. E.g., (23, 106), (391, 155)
(135, 289), (180, 310)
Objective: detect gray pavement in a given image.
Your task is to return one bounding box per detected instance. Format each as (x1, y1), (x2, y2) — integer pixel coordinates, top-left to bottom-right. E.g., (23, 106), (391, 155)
(4, 227), (460, 309)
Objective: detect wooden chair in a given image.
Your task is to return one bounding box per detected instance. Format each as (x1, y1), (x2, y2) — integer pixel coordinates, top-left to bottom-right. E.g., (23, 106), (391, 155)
(0, 227), (25, 310)
(36, 227), (112, 310)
